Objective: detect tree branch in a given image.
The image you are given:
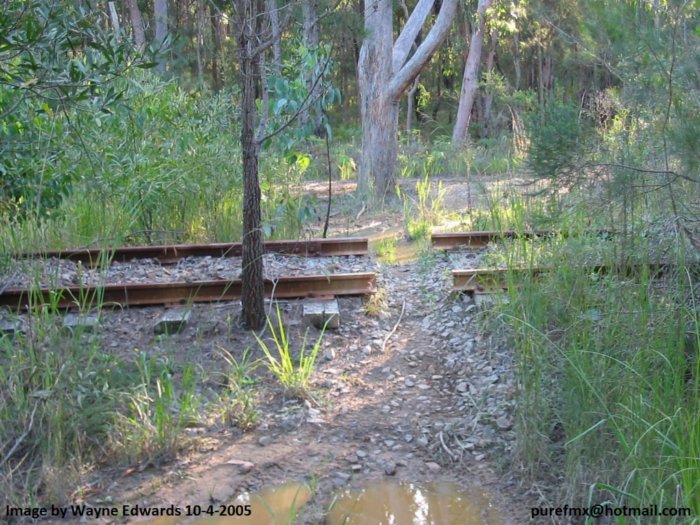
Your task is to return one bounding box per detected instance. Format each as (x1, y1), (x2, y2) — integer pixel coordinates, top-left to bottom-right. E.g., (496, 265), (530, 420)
(388, 0), (458, 101)
(583, 162), (698, 183)
(256, 50), (333, 145)
(392, 0), (434, 73)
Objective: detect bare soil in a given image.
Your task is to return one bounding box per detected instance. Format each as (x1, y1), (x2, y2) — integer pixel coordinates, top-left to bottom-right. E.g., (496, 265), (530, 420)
(23, 175), (541, 524)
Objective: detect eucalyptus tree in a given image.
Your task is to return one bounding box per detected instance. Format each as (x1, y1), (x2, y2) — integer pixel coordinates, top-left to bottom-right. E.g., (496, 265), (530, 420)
(358, 0), (458, 198)
(452, 0), (494, 145)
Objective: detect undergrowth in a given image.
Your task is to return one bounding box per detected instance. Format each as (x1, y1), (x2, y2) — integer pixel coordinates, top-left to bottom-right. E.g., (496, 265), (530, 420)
(487, 192), (700, 523)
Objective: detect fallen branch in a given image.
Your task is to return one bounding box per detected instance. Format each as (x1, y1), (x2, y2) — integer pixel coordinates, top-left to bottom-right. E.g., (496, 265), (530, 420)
(381, 299), (406, 353)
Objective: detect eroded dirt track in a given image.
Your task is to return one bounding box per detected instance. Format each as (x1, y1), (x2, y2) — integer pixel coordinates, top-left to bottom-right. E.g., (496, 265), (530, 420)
(87, 248), (527, 525)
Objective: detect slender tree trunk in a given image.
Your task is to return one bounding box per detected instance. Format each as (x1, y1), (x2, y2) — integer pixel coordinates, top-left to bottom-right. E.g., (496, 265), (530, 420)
(125, 0), (146, 51)
(108, 2), (120, 35)
(481, 28), (497, 138)
(406, 75), (420, 134)
(195, 0), (205, 87)
(236, 0), (265, 330)
(210, 7), (222, 90)
(513, 30), (521, 90)
(154, 0), (169, 72)
(266, 0), (282, 75)
(301, 0), (322, 132)
(452, 0), (493, 145)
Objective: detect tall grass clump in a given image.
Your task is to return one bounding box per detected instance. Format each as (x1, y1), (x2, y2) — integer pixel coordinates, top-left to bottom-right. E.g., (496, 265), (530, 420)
(0, 306), (126, 506)
(498, 234), (699, 523)
(398, 175), (447, 242)
(254, 306), (325, 400)
(109, 352), (201, 465)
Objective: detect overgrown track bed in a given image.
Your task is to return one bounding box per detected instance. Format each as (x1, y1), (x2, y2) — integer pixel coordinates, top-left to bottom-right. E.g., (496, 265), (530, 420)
(15, 237), (369, 265)
(0, 272), (377, 310)
(431, 229), (613, 250)
(2, 252), (375, 290)
(452, 262), (700, 293)
(0, 238), (377, 310)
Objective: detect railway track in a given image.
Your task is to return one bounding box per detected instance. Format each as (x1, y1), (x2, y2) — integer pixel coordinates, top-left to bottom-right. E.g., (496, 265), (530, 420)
(432, 229), (613, 250)
(1, 238), (376, 311)
(0, 273), (377, 310)
(17, 237), (369, 265)
(2, 232), (684, 312)
(452, 262), (699, 294)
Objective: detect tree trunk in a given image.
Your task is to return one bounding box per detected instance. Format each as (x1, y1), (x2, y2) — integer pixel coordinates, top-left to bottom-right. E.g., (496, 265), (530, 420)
(195, 0), (205, 87)
(210, 7), (222, 90)
(452, 0), (493, 145)
(236, 0), (266, 330)
(513, 30), (521, 90)
(481, 28), (497, 138)
(301, 0), (322, 132)
(358, 0), (458, 198)
(108, 2), (120, 35)
(406, 75), (420, 134)
(125, 0), (146, 51)
(266, 0), (282, 75)
(154, 0), (169, 72)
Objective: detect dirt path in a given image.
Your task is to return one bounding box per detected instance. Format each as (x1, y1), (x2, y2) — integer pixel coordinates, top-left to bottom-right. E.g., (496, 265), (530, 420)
(97, 246), (529, 524)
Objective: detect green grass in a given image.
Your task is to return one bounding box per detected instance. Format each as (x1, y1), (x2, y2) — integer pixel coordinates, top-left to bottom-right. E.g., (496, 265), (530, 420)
(254, 305), (326, 400)
(496, 233), (699, 523)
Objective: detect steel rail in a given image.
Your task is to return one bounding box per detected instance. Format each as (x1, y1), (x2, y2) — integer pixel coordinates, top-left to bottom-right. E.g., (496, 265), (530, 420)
(453, 262), (698, 294)
(0, 272), (377, 310)
(432, 230), (613, 250)
(16, 237), (369, 265)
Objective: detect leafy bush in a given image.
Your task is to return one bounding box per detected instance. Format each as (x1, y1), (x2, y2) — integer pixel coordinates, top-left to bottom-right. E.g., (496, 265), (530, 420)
(526, 99), (592, 185)
(0, 0), (151, 216)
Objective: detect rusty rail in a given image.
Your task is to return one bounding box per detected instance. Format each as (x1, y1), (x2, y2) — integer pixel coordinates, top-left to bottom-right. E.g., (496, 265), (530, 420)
(453, 262), (697, 294)
(0, 272), (376, 310)
(17, 237), (369, 265)
(432, 230), (613, 250)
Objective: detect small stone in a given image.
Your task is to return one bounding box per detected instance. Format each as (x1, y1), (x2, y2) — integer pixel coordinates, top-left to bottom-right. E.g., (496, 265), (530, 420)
(0, 317), (23, 336)
(356, 449), (367, 458)
(404, 434), (414, 443)
(474, 453), (486, 461)
(384, 462), (397, 476)
(303, 299), (340, 329)
(425, 462), (441, 472)
(456, 382), (469, 393)
(225, 459), (254, 474)
(335, 472), (351, 481)
(63, 312), (99, 334)
(416, 437), (429, 448)
(323, 348), (336, 361)
(383, 440), (395, 447)
(496, 416), (513, 430)
(417, 383), (430, 390)
(154, 309), (190, 335)
(257, 436), (272, 447)
(351, 464), (362, 472)
(404, 379), (415, 388)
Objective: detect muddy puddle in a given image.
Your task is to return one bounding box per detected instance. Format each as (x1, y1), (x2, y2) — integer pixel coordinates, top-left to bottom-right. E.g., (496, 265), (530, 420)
(139, 482), (311, 525)
(135, 480), (500, 525)
(326, 481), (503, 525)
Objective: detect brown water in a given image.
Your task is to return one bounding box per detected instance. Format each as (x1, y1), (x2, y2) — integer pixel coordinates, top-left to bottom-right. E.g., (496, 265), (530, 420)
(137, 483), (311, 525)
(326, 481), (503, 525)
